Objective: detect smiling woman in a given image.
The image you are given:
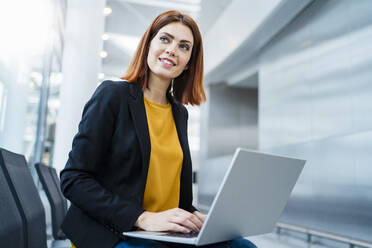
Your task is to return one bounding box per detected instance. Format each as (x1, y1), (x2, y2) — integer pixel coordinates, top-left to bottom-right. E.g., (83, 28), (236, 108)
(59, 10), (256, 248)
(122, 10), (205, 105)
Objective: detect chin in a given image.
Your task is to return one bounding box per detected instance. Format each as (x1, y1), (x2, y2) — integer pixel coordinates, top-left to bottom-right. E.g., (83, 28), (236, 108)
(152, 73), (173, 81)
(154, 70), (180, 81)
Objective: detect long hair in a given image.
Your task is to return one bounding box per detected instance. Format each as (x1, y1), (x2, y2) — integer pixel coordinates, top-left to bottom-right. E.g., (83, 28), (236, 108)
(121, 10), (206, 105)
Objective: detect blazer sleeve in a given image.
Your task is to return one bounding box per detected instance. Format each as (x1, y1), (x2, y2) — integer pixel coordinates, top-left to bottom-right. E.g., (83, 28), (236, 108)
(60, 81), (144, 232)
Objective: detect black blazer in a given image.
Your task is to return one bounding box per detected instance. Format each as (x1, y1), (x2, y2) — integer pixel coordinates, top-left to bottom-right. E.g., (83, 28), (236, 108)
(60, 80), (196, 248)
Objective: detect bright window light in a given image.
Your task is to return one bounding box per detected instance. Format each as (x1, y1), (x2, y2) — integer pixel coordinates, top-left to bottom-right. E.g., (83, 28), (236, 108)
(0, 0), (53, 58)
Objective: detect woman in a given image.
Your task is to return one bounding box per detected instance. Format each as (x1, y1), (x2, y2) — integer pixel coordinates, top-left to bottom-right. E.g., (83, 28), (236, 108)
(60, 10), (257, 248)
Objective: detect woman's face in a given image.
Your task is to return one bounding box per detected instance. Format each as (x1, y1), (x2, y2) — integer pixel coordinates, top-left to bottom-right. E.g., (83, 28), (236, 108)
(147, 22), (194, 82)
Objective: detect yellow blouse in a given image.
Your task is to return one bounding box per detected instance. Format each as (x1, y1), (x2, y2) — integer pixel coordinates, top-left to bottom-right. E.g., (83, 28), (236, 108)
(142, 97), (183, 212)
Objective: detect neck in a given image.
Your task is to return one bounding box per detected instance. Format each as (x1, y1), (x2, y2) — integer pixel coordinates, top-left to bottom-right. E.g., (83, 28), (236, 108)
(143, 72), (171, 105)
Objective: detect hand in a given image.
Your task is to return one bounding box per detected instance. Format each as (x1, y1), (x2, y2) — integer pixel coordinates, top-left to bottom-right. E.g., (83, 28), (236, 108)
(193, 211), (207, 223)
(135, 208), (203, 233)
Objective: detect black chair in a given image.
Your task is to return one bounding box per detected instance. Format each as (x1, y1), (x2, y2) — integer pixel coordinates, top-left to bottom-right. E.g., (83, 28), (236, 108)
(0, 148), (47, 248)
(35, 163), (67, 240)
(0, 153), (24, 248)
(47, 166), (72, 248)
(48, 166), (68, 213)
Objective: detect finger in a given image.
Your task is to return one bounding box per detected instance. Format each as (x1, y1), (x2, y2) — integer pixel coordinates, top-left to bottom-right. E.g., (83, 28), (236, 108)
(174, 209), (203, 229)
(189, 214), (203, 229)
(194, 212), (206, 223)
(170, 216), (199, 232)
(185, 212), (203, 229)
(197, 211), (207, 220)
(168, 223), (190, 233)
(170, 216), (200, 232)
(184, 219), (200, 232)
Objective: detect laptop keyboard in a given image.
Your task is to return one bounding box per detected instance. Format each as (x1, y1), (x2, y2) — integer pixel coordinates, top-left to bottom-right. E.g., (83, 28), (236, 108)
(163, 231), (199, 238)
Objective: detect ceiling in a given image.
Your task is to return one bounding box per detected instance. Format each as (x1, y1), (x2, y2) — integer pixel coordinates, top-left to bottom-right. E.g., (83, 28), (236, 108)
(101, 0), (314, 89)
(102, 0), (231, 78)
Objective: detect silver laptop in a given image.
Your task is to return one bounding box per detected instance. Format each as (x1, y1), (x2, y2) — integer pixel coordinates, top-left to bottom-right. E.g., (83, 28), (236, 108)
(123, 148), (305, 246)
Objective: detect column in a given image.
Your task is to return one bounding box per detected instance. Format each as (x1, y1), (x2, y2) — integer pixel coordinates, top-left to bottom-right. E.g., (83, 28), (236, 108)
(52, 0), (106, 172)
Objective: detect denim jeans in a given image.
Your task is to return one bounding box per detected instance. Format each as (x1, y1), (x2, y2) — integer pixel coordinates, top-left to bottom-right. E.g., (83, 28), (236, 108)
(114, 237), (257, 248)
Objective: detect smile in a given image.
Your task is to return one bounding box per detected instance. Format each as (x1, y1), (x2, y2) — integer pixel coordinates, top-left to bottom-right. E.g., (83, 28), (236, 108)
(159, 57), (176, 66)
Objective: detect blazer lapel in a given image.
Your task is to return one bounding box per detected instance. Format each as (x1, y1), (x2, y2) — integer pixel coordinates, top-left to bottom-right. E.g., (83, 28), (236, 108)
(170, 98), (190, 166)
(169, 97), (193, 210)
(127, 83), (190, 172)
(128, 84), (151, 171)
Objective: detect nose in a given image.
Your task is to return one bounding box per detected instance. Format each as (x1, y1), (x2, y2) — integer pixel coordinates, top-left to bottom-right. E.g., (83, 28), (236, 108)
(166, 42), (177, 56)
(166, 50), (175, 56)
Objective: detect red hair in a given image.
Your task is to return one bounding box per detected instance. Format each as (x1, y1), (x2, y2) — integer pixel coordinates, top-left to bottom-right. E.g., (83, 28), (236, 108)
(121, 10), (206, 105)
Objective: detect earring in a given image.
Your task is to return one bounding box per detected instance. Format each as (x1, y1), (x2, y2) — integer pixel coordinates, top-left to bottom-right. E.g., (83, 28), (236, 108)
(171, 79), (174, 92)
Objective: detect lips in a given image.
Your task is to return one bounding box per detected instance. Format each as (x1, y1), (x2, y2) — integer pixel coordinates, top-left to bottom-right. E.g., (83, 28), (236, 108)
(159, 57), (176, 66)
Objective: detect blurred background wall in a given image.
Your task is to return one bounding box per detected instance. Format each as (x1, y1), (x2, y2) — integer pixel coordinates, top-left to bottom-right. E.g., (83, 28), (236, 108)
(259, 0), (372, 242)
(198, 0), (372, 243)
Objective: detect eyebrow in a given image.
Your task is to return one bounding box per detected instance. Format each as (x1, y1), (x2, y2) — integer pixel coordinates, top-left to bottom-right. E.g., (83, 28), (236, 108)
(160, 32), (192, 45)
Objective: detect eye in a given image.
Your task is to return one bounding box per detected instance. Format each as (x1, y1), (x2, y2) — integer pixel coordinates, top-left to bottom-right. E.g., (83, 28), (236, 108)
(160, 36), (169, 42)
(180, 44), (190, 51)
